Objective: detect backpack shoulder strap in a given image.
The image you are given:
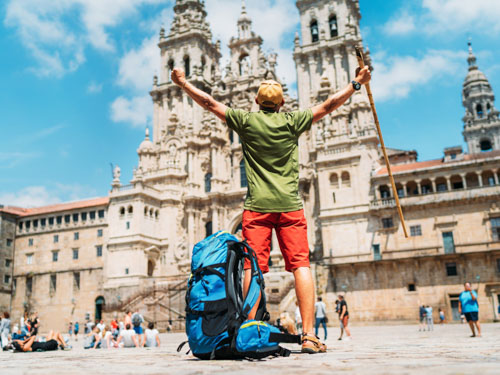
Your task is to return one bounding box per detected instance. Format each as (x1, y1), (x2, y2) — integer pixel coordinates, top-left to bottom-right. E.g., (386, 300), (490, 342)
(269, 332), (302, 345)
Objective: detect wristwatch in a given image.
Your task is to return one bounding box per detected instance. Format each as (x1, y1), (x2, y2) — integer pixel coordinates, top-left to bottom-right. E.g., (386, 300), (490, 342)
(352, 80), (361, 91)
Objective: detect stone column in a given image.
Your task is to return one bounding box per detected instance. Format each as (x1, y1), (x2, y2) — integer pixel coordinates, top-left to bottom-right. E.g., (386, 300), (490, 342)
(494, 169), (499, 185)
(401, 182), (407, 197)
(477, 172), (483, 187)
(460, 173), (467, 189)
(308, 54), (318, 94)
(431, 178), (437, 193)
(446, 177), (452, 191)
(211, 146), (217, 179)
(187, 209), (195, 258)
(212, 206), (219, 233)
(334, 50), (343, 90)
(416, 180), (422, 195)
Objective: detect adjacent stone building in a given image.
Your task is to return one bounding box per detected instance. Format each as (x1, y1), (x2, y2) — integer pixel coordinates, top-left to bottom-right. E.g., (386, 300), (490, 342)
(4, 0), (500, 331)
(0, 206), (18, 313)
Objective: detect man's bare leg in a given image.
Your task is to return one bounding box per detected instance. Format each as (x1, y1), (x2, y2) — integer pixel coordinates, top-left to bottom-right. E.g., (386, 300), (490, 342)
(474, 321), (481, 337)
(243, 269), (261, 320)
(292, 267), (315, 336)
(468, 321), (476, 337)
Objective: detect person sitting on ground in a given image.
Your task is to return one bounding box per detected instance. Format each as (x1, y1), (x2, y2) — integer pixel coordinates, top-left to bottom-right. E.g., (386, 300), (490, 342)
(171, 62), (371, 354)
(11, 325), (28, 341)
(144, 322), (160, 348)
(84, 326), (100, 349)
(12, 330), (69, 352)
(96, 325), (115, 349)
(116, 324), (139, 348)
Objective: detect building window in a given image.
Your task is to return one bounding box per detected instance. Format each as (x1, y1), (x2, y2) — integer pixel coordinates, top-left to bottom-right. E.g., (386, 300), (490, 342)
(126, 221), (130, 230)
(18, 222), (23, 230)
(5, 259), (11, 268)
(50, 274), (57, 293)
(72, 249), (79, 260)
(410, 225), (422, 237)
(329, 15), (338, 37)
(442, 232), (455, 254)
(26, 276), (32, 295)
(98, 210), (105, 219)
(41, 218), (46, 227)
(81, 212), (87, 221)
(128, 206), (133, 214)
(56, 216), (62, 225)
(205, 221), (213, 237)
(380, 186), (391, 198)
(446, 262), (458, 276)
(330, 173), (339, 188)
(120, 207), (125, 216)
(491, 218), (500, 241)
(52, 251), (59, 262)
(90, 211), (96, 220)
(125, 268), (129, 275)
(341, 171), (351, 188)
(97, 229), (103, 237)
(64, 214), (70, 224)
(382, 217), (394, 229)
(372, 244), (381, 261)
(496, 258), (500, 273)
(184, 55), (190, 77)
(205, 173), (212, 193)
(73, 272), (80, 290)
(33, 219), (38, 228)
(54, 235), (59, 243)
(26, 254), (33, 265)
(240, 159), (247, 188)
(476, 104), (483, 118)
(437, 183), (447, 192)
(73, 213), (79, 222)
(48, 217), (54, 226)
(408, 283), (416, 292)
(28, 238), (33, 246)
(310, 20), (319, 43)
(25, 221), (31, 230)
(6, 238), (12, 247)
(4, 275), (10, 284)
(96, 245), (103, 257)
(74, 232), (79, 240)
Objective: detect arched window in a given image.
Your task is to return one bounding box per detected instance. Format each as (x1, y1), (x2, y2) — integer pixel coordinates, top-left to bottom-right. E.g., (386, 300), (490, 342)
(205, 221), (213, 237)
(167, 59), (174, 82)
(128, 205), (133, 214)
(487, 103), (492, 113)
(184, 55), (190, 77)
(330, 173), (339, 188)
(329, 15), (338, 37)
(155, 210), (159, 219)
(341, 171), (351, 188)
(144, 206), (148, 216)
(120, 207), (125, 216)
(380, 185), (391, 198)
(201, 56), (206, 73)
(240, 159), (247, 188)
(477, 104), (483, 118)
(205, 173), (212, 193)
(480, 139), (493, 152)
(147, 260), (155, 277)
(310, 20), (319, 43)
(149, 208), (154, 217)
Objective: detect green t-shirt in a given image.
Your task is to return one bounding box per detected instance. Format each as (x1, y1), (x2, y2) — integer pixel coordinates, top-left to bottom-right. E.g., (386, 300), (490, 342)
(225, 108), (313, 213)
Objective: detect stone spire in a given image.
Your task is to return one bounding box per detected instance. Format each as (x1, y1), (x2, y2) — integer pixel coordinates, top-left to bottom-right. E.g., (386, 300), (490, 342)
(237, 0), (252, 40)
(462, 41), (500, 153)
(169, 0), (212, 39)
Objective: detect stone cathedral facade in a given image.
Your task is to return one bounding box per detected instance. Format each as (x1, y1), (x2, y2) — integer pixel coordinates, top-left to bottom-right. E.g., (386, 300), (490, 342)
(6, 0), (500, 331)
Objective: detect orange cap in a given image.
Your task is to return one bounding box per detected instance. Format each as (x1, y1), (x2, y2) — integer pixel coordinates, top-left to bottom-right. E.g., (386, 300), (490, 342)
(257, 80), (283, 108)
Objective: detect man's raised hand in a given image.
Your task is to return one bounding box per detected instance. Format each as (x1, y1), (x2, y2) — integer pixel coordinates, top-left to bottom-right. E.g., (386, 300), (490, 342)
(355, 66), (371, 85)
(171, 68), (186, 87)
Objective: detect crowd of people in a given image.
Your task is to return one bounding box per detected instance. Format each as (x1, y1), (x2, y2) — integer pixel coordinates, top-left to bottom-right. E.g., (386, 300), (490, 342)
(0, 309), (161, 353)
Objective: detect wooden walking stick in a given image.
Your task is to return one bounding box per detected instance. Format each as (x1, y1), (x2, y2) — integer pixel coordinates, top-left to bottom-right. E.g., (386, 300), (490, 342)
(354, 46), (409, 238)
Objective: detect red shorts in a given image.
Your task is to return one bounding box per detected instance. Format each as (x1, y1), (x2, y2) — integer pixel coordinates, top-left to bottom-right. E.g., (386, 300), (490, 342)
(242, 209), (310, 273)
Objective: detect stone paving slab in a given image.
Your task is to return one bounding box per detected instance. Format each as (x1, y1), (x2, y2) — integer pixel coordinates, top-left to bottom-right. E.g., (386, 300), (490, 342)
(2, 323), (499, 375)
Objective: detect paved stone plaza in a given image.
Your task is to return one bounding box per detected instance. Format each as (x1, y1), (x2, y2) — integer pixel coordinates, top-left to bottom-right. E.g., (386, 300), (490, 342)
(2, 323), (499, 374)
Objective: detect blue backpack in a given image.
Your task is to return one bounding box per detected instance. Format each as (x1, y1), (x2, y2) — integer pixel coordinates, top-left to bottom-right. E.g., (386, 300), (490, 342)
(178, 231), (301, 360)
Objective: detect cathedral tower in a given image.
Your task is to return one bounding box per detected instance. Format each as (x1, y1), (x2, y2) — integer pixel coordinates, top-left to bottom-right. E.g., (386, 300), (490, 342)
(294, 0), (379, 258)
(462, 42), (500, 154)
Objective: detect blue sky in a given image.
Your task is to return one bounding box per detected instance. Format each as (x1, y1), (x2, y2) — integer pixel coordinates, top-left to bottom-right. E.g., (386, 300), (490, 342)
(1, 0), (500, 207)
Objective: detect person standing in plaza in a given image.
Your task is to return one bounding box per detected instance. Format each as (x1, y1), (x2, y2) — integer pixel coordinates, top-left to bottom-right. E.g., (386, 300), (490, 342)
(68, 321), (73, 340)
(171, 62), (371, 353)
(131, 310), (145, 346)
(425, 305), (433, 331)
(74, 321), (79, 341)
(338, 295), (351, 340)
(459, 282), (481, 337)
(0, 312), (11, 348)
(419, 305), (427, 331)
(314, 297), (327, 340)
(439, 308), (445, 324)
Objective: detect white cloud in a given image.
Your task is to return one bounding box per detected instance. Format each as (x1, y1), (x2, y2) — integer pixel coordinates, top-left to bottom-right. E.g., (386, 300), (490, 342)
(0, 183), (96, 208)
(111, 95), (152, 127)
(383, 0), (500, 37)
(117, 35), (160, 92)
(87, 81), (103, 94)
(383, 11), (416, 36)
(4, 0), (164, 77)
(371, 50), (465, 102)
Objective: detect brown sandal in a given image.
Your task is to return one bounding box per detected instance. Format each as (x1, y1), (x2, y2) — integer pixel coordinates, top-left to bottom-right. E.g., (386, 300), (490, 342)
(301, 334), (327, 354)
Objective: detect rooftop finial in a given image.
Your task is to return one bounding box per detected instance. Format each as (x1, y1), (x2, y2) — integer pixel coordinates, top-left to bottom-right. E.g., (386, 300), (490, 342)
(145, 127), (150, 139)
(241, 0), (246, 14)
(467, 38), (477, 71)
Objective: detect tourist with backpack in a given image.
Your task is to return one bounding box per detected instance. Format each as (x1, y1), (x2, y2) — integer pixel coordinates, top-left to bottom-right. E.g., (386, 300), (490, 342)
(172, 64), (371, 354)
(131, 311), (144, 346)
